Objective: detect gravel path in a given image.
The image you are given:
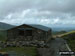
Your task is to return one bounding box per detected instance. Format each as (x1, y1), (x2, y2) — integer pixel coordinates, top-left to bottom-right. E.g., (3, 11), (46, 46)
(37, 38), (69, 56)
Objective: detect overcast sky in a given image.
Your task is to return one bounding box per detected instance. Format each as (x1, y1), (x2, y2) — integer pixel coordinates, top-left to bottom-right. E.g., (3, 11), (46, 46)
(0, 0), (75, 27)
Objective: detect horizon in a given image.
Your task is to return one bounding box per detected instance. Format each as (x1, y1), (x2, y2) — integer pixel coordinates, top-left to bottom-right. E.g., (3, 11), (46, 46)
(0, 21), (75, 28)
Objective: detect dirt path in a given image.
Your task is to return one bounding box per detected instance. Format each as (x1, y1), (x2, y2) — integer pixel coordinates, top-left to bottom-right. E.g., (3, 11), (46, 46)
(37, 38), (69, 56)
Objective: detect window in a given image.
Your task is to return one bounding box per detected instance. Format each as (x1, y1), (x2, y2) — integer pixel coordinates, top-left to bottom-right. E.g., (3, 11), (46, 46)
(26, 30), (32, 36)
(19, 30), (24, 36)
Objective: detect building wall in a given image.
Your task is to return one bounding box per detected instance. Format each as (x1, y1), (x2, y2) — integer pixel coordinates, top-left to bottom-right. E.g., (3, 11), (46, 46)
(46, 29), (52, 43)
(7, 25), (52, 42)
(33, 29), (46, 41)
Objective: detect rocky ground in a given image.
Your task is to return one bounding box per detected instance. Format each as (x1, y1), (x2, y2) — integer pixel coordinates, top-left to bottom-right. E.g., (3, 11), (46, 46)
(37, 38), (70, 56)
(0, 38), (72, 56)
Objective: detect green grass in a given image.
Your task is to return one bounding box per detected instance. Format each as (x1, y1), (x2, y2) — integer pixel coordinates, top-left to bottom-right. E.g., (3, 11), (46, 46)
(0, 30), (37, 56)
(61, 31), (75, 37)
(0, 30), (7, 41)
(66, 39), (75, 51)
(60, 31), (75, 51)
(0, 47), (37, 56)
(52, 31), (67, 35)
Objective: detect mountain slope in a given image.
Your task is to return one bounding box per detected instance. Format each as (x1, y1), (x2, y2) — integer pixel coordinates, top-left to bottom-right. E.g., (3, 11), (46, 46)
(0, 22), (15, 30)
(52, 27), (75, 32)
(0, 22), (15, 41)
(61, 31), (75, 51)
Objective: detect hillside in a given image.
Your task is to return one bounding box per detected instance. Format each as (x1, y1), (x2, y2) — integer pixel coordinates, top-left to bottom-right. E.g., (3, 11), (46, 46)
(0, 22), (14, 30)
(52, 31), (67, 35)
(60, 31), (75, 51)
(0, 30), (7, 41)
(52, 26), (75, 32)
(0, 22), (15, 41)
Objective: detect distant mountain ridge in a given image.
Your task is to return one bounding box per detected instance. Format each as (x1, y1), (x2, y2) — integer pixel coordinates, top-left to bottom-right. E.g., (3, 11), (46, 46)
(0, 22), (15, 30)
(52, 27), (75, 32)
(0, 22), (75, 31)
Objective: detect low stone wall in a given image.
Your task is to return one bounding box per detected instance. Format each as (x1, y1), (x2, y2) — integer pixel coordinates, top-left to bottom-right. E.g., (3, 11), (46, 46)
(0, 40), (49, 48)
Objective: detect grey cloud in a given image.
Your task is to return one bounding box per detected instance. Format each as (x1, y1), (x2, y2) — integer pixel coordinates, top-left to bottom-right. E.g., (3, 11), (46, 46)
(0, 0), (75, 25)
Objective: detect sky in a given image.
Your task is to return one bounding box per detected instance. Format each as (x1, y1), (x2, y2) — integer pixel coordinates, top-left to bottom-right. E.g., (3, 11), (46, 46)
(0, 0), (75, 27)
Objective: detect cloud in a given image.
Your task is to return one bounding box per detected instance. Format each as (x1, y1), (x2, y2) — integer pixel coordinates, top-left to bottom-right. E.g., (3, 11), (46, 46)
(0, 9), (75, 26)
(0, 0), (75, 26)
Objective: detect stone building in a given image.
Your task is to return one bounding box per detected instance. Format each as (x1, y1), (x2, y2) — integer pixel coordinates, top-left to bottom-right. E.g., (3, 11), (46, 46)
(7, 24), (52, 43)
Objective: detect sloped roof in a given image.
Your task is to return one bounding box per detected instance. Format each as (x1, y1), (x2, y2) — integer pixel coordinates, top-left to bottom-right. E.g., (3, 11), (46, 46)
(7, 24), (51, 31)
(28, 24), (51, 31)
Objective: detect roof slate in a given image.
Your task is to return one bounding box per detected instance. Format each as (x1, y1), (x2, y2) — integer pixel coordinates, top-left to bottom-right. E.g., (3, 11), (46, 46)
(28, 24), (51, 31)
(7, 24), (51, 31)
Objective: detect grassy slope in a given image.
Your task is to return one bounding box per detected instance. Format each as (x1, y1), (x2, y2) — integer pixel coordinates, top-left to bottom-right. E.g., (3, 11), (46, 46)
(0, 30), (7, 41)
(0, 47), (37, 56)
(61, 31), (75, 51)
(52, 31), (67, 35)
(60, 31), (75, 37)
